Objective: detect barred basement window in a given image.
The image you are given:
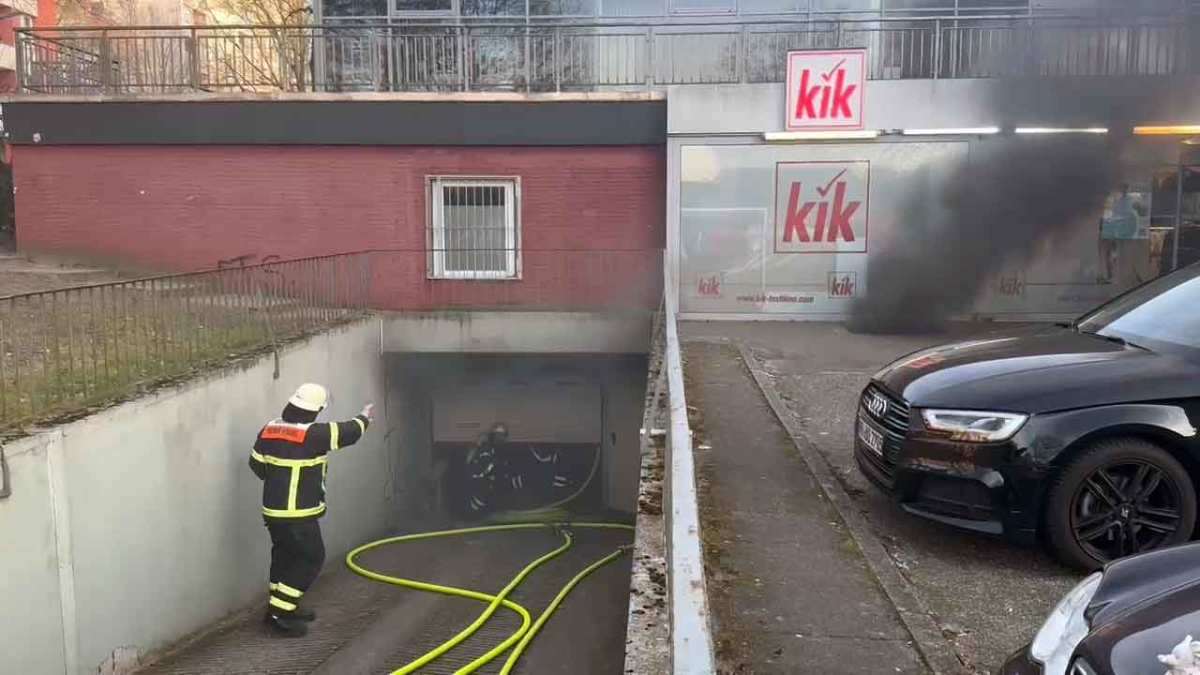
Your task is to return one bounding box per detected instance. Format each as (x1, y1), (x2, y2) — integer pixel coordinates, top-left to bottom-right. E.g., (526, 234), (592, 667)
(427, 177), (520, 280)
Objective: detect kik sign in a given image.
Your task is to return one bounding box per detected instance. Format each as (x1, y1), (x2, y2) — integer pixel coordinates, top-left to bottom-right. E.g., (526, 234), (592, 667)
(828, 271), (857, 299)
(774, 161), (870, 254)
(785, 49), (866, 131)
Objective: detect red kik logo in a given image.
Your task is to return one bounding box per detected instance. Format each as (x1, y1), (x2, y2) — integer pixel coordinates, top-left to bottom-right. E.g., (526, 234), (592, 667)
(782, 170), (861, 243)
(829, 273), (856, 298)
(794, 61), (857, 121)
(697, 276), (721, 296)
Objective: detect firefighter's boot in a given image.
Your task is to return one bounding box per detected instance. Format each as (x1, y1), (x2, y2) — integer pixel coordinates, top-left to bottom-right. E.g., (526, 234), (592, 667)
(264, 611), (309, 637)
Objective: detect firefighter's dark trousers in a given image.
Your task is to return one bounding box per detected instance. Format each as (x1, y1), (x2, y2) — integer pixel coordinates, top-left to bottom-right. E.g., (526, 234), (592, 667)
(266, 520), (325, 615)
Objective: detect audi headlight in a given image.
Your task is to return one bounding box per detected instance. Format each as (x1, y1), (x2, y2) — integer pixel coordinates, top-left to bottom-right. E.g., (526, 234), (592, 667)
(1030, 572), (1103, 675)
(920, 409), (1029, 442)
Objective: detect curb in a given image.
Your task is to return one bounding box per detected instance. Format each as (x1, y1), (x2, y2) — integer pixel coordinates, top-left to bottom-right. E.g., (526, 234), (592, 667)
(736, 342), (967, 675)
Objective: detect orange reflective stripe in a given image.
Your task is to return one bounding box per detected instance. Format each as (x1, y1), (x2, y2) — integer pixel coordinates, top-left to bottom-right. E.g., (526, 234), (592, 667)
(261, 424), (309, 444)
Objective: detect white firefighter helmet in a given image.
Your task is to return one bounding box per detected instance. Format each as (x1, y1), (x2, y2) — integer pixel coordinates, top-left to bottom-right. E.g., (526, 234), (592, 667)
(288, 383), (329, 412)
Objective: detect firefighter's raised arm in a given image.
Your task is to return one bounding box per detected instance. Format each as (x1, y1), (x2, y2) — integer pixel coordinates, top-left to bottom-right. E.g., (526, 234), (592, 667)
(312, 403), (374, 453)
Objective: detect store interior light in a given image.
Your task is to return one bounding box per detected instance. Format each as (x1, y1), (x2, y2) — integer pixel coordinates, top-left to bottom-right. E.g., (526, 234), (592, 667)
(901, 127), (1001, 136)
(1133, 125), (1200, 136)
(764, 130), (882, 142)
(1014, 127), (1109, 134)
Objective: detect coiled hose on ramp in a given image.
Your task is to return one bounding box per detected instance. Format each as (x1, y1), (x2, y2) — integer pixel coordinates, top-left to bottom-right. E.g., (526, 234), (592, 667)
(345, 521), (634, 675)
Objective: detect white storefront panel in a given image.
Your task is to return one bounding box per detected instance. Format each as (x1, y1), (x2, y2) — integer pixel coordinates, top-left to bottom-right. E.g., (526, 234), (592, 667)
(679, 140), (968, 317)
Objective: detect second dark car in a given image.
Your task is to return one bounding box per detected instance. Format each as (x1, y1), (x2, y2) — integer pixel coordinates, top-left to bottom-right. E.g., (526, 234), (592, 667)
(1001, 541), (1200, 675)
(855, 263), (1200, 570)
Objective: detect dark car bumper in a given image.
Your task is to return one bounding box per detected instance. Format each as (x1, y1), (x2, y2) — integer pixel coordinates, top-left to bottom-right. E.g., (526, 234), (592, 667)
(998, 646), (1042, 675)
(993, 648), (1041, 672)
(854, 385), (1047, 545)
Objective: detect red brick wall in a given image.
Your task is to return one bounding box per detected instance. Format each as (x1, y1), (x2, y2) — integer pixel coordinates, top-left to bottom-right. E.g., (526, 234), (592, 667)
(15, 145), (665, 310)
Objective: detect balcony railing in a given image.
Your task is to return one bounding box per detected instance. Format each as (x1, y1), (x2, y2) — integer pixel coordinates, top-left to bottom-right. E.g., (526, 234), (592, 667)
(15, 13), (1199, 95)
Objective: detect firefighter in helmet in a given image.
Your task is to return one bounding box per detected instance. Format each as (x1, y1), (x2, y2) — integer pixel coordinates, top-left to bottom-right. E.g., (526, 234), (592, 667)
(464, 422), (507, 514)
(249, 383), (374, 637)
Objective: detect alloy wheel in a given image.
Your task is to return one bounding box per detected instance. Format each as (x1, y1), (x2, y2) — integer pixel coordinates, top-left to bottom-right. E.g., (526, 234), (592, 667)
(1070, 460), (1185, 562)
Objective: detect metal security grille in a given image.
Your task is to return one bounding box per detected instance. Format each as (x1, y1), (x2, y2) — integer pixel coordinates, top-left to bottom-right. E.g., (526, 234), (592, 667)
(428, 177), (520, 279)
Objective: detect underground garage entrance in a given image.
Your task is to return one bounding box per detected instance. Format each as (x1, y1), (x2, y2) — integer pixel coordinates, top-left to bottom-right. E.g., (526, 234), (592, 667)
(356, 353), (648, 674)
(386, 354), (646, 525)
(136, 350), (647, 675)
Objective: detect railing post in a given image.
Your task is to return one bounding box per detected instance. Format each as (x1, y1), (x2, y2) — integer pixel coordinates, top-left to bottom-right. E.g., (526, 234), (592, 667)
(645, 25), (655, 88)
(932, 18), (941, 79)
(738, 23), (748, 83)
(386, 25), (397, 92)
(14, 30), (25, 94)
(98, 30), (113, 94)
(553, 26), (561, 93)
(188, 28), (200, 91)
(460, 25), (470, 92)
(523, 24), (531, 92)
(372, 28), (383, 91)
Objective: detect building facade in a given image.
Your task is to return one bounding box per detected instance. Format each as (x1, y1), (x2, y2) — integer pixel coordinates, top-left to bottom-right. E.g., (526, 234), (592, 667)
(5, 96), (666, 312)
(5, 0), (1199, 320)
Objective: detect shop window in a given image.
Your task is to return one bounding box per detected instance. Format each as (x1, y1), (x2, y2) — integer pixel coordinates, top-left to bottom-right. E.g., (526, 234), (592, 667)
(600, 0), (666, 17)
(530, 0), (598, 14)
(395, 0), (454, 13)
(671, 0), (734, 13)
(958, 0), (1030, 9)
(810, 0), (878, 10)
(739, 0), (801, 13)
(462, 0), (526, 14)
(428, 177), (520, 280)
(882, 0), (954, 10)
(324, 0), (389, 17)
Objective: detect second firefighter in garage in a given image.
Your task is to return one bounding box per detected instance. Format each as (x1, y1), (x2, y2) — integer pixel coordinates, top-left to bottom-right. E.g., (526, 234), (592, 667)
(460, 421), (581, 515)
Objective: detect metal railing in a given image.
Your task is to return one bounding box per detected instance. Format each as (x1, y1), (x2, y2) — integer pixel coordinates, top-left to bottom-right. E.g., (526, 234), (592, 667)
(0, 253), (370, 435)
(659, 252), (717, 673)
(17, 12), (1198, 94)
(0, 247), (663, 434)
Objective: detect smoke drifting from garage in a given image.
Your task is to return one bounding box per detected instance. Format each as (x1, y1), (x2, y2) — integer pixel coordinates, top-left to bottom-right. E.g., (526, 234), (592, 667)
(842, 66), (1169, 333)
(846, 135), (1121, 333)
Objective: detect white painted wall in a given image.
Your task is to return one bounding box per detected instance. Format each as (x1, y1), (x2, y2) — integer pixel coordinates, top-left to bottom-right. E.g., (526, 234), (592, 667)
(0, 319), (392, 674)
(0, 434), (69, 674)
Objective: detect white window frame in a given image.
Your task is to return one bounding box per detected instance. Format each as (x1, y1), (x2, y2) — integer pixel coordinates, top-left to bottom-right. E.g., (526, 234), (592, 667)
(427, 176), (522, 280)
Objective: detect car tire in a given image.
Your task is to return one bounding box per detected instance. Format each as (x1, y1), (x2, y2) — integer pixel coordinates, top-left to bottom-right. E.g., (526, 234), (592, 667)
(1044, 438), (1196, 571)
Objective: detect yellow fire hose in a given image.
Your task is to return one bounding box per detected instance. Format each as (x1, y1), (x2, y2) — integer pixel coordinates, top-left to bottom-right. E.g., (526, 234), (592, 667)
(345, 522), (634, 675)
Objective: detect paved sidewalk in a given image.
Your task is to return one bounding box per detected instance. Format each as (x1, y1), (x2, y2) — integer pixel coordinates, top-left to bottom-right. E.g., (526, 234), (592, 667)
(683, 322), (1079, 674)
(684, 341), (927, 674)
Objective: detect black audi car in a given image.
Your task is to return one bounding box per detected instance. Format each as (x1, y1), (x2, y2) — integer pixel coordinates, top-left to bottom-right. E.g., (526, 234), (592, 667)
(854, 262), (1200, 570)
(1001, 542), (1200, 675)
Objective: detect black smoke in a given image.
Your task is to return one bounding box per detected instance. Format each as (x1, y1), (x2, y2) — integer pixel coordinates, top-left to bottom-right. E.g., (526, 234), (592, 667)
(841, 61), (1186, 334)
(846, 135), (1121, 333)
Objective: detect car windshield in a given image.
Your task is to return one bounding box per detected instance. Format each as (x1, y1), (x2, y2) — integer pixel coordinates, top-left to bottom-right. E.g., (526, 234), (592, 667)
(1075, 263), (1200, 354)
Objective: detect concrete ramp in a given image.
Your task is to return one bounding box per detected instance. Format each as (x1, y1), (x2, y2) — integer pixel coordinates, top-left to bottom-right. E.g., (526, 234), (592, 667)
(141, 528), (632, 675)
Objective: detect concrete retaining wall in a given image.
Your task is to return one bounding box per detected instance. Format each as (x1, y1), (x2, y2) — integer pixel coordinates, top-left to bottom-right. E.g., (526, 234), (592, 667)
(0, 318), (392, 674)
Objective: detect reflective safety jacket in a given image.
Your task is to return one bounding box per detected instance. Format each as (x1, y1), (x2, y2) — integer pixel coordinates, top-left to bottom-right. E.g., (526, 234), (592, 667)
(249, 415), (370, 522)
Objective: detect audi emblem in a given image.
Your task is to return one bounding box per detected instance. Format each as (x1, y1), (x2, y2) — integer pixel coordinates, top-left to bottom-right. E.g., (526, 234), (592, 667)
(865, 391), (888, 418)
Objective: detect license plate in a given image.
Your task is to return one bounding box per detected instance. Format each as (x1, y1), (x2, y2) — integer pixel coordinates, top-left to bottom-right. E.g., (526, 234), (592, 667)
(857, 411), (885, 457)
